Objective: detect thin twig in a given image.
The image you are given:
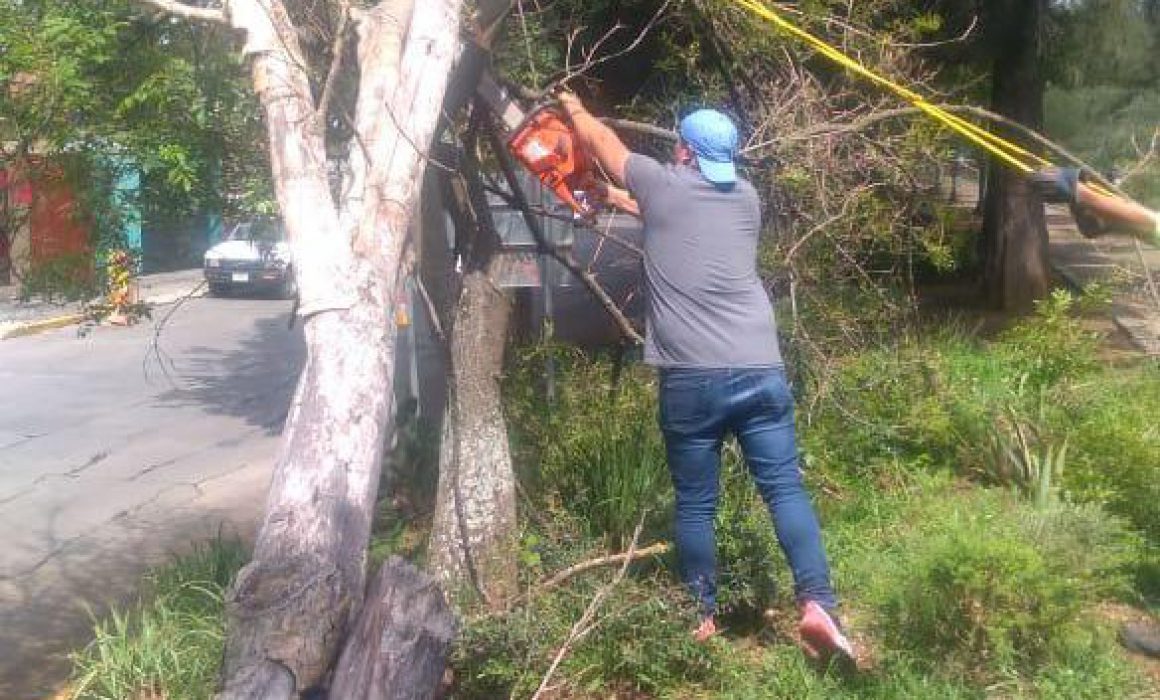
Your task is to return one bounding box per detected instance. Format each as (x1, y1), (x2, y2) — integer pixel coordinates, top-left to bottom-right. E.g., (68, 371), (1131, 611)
(413, 273), (447, 344)
(540, 542), (670, 592)
(143, 280), (207, 386)
(538, 0), (674, 94)
(530, 516), (647, 700)
(1131, 238), (1160, 310)
(515, 0), (541, 86)
(1119, 128), (1159, 186)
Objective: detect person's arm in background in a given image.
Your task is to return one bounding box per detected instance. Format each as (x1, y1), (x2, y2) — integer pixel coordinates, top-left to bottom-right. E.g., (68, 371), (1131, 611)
(558, 92), (632, 188)
(1075, 183), (1159, 236)
(1031, 167), (1160, 244)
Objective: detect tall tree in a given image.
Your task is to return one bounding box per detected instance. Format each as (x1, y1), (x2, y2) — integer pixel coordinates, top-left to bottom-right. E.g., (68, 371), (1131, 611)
(134, 1), (461, 696)
(980, 0), (1051, 311)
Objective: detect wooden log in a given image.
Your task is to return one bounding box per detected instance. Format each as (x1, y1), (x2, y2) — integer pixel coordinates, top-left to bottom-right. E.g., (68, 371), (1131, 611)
(329, 557), (458, 700)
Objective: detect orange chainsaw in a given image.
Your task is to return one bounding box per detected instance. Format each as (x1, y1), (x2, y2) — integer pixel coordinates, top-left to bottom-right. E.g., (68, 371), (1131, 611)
(477, 73), (598, 217)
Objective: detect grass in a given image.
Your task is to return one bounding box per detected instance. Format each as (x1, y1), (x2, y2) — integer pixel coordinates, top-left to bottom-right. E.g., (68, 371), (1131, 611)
(65, 289), (1160, 699)
(67, 538), (247, 700)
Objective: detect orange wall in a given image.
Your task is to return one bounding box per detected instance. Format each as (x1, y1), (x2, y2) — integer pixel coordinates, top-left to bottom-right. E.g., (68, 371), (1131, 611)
(28, 164), (90, 263)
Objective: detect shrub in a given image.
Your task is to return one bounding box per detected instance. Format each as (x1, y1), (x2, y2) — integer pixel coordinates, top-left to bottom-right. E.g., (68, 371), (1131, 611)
(850, 485), (1139, 681)
(883, 523), (1075, 673)
(452, 574), (711, 699)
(714, 446), (784, 619)
(798, 289), (1160, 563)
(20, 252), (98, 303)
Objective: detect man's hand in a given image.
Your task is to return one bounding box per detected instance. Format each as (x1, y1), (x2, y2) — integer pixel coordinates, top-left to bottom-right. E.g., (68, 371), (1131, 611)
(593, 181), (641, 218)
(1029, 167), (1081, 204)
(554, 90), (631, 187)
(556, 90), (585, 118)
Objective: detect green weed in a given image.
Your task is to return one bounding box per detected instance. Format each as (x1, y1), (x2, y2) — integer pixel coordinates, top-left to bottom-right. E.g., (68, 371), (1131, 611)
(68, 538), (247, 700)
(505, 344), (671, 546)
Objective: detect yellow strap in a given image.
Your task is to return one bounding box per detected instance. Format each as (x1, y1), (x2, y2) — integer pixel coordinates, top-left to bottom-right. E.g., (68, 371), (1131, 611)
(728, 0), (1040, 172)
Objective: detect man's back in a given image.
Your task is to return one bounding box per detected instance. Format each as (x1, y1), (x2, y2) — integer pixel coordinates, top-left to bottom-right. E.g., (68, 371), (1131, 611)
(625, 154), (782, 369)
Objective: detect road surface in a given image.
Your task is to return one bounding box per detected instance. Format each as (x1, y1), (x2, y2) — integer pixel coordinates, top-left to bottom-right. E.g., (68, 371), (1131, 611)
(0, 297), (304, 699)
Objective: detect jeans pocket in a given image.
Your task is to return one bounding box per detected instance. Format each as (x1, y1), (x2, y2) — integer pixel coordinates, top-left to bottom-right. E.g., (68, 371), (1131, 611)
(757, 369), (794, 417)
(660, 375), (708, 431)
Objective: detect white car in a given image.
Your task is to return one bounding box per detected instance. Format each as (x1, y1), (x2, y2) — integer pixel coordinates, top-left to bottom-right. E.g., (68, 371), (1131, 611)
(203, 219), (296, 298)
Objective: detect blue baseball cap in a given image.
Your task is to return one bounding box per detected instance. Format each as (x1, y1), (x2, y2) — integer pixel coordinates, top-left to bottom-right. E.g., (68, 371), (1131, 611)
(678, 109), (739, 185)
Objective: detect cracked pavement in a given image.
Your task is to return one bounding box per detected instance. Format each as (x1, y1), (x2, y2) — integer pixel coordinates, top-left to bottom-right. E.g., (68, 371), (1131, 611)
(0, 296), (304, 699)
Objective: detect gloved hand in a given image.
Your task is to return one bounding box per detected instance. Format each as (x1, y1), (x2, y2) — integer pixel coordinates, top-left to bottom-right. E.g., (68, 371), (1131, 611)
(1029, 167), (1081, 204)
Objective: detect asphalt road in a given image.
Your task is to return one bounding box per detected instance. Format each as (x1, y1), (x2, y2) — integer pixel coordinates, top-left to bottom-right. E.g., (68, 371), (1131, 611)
(0, 214), (644, 699)
(0, 296), (304, 699)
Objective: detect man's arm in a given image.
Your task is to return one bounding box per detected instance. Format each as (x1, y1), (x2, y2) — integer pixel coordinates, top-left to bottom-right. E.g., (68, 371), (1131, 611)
(597, 182), (641, 218)
(558, 92), (632, 188)
(1031, 167), (1159, 243)
(1075, 183), (1159, 237)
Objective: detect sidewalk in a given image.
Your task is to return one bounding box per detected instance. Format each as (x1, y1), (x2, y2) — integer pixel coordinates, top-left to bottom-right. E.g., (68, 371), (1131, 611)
(0, 268), (206, 340)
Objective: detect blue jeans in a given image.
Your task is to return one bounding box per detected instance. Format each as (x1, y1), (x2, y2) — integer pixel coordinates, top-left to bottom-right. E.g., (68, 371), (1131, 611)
(659, 367), (837, 616)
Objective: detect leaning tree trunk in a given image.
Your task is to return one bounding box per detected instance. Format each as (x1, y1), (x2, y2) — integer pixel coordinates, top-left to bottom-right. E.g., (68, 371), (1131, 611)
(981, 0), (1051, 312)
(426, 0), (520, 608)
(429, 263), (518, 605)
(193, 1), (464, 696)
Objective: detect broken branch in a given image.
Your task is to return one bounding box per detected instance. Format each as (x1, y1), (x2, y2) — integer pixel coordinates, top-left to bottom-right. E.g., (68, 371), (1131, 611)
(530, 517), (648, 700)
(540, 542), (670, 592)
(136, 0), (227, 24)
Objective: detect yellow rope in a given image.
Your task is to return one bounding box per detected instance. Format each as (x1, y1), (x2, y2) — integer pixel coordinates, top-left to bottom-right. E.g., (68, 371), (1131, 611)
(727, 0), (1044, 173)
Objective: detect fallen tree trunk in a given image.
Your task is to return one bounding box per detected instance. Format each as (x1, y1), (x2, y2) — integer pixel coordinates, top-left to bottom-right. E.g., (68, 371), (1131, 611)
(330, 557), (458, 700)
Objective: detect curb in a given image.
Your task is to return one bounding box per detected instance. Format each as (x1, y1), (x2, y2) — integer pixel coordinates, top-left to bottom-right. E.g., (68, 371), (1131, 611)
(0, 312), (87, 340)
(0, 288), (206, 341)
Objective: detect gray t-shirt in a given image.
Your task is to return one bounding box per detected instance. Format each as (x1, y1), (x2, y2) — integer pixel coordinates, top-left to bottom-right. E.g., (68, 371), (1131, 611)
(625, 154), (782, 368)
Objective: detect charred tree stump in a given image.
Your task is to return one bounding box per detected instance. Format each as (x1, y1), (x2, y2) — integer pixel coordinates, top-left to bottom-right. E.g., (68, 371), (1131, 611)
(329, 557), (458, 700)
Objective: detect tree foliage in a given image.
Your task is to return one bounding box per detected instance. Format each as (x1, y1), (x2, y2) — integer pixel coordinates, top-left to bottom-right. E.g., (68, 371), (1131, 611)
(0, 0), (271, 259)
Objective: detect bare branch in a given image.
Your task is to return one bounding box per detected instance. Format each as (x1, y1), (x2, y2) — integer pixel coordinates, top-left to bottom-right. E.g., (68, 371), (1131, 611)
(414, 272), (448, 344)
(571, 262), (645, 344)
(1120, 128), (1159, 186)
(539, 0), (674, 93)
(530, 516), (648, 700)
(741, 102), (1138, 205)
(602, 117), (677, 142)
(540, 542), (670, 592)
(135, 0), (228, 23)
(515, 0), (541, 86)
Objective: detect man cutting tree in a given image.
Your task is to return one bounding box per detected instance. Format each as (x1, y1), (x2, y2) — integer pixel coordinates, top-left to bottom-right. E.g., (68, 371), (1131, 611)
(557, 91), (855, 661)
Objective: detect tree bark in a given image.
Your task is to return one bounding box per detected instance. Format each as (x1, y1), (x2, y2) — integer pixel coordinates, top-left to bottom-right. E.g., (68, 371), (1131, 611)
(427, 127), (519, 605)
(429, 265), (519, 606)
(201, 1), (463, 697)
(329, 557), (457, 700)
(426, 0), (521, 608)
(981, 0), (1050, 312)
